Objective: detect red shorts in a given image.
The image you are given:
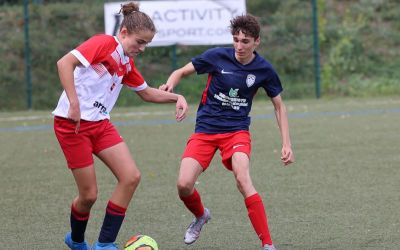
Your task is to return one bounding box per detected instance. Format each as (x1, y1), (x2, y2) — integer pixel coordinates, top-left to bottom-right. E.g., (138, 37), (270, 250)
(54, 116), (123, 169)
(182, 131), (251, 171)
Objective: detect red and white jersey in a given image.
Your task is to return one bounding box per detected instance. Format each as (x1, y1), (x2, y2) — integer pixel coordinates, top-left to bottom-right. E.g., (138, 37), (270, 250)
(53, 34), (147, 121)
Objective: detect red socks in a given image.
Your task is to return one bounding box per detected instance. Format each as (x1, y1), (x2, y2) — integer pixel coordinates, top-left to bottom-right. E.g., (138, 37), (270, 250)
(245, 193), (272, 246)
(180, 190), (272, 246)
(179, 189), (205, 218)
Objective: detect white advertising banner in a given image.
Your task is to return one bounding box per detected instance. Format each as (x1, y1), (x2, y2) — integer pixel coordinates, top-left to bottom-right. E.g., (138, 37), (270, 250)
(104, 0), (246, 46)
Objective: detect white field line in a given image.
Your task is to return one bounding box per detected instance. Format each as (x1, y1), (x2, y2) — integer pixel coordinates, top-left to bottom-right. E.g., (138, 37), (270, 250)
(0, 106), (274, 122)
(0, 111), (174, 122)
(1, 98), (399, 123)
(0, 115), (52, 122)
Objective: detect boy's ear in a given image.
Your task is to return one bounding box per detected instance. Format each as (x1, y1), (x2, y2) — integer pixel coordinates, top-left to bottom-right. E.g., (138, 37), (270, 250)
(255, 37), (260, 46)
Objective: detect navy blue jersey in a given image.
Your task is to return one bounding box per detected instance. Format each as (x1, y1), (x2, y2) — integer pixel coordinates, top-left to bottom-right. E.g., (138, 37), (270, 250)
(192, 47), (283, 133)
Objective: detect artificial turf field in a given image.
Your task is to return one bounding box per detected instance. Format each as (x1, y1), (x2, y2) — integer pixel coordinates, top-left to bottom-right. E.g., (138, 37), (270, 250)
(0, 97), (399, 250)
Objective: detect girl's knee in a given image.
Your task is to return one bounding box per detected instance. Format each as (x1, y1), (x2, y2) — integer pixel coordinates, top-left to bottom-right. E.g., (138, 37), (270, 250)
(79, 189), (98, 207)
(121, 169), (141, 191)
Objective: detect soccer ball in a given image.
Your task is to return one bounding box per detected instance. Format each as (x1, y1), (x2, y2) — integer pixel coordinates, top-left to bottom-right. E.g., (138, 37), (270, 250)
(124, 234), (159, 250)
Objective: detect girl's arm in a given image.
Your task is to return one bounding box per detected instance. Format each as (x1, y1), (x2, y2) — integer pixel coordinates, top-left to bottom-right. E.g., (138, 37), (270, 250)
(56, 53), (81, 133)
(136, 87), (188, 122)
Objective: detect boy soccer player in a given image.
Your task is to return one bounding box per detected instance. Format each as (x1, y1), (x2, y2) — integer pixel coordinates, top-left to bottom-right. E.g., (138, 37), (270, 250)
(159, 14), (294, 250)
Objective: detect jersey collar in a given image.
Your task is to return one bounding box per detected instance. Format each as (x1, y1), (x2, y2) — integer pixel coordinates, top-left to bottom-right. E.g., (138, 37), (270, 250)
(113, 36), (130, 65)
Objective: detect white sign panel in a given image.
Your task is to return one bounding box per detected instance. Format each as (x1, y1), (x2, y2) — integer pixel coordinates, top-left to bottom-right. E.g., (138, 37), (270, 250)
(104, 0), (246, 46)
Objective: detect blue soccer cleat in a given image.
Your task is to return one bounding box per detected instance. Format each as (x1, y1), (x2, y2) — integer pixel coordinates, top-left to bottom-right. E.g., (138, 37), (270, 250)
(65, 232), (90, 250)
(92, 241), (119, 250)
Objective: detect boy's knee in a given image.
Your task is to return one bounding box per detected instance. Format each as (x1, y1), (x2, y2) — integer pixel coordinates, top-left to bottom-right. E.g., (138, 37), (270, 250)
(177, 179), (194, 196)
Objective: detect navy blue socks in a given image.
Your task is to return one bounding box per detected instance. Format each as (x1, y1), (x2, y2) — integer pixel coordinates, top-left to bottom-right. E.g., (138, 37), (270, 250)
(70, 204), (90, 243)
(98, 201), (127, 243)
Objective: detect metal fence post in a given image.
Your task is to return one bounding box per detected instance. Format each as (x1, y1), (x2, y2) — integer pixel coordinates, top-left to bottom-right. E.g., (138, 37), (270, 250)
(312, 0), (321, 99)
(24, 0), (32, 109)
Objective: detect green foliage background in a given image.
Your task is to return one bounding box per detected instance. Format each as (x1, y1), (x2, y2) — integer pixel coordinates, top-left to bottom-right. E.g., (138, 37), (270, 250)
(0, 0), (399, 110)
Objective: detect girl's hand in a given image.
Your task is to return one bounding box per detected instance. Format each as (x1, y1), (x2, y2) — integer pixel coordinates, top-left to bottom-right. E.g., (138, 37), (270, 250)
(68, 102), (81, 134)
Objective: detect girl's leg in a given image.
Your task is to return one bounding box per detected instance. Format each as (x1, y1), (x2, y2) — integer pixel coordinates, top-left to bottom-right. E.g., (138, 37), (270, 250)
(95, 142), (141, 244)
(69, 165), (98, 243)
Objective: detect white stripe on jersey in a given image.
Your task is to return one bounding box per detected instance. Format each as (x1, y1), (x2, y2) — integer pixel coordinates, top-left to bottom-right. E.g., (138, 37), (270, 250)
(71, 49), (90, 67)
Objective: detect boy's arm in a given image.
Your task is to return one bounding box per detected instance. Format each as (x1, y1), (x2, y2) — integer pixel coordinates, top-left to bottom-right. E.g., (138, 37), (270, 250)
(159, 62), (196, 92)
(271, 94), (294, 166)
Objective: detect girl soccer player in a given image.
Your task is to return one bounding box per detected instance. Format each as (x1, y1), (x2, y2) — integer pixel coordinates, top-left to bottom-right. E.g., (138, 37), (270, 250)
(53, 2), (188, 250)
(159, 14), (294, 250)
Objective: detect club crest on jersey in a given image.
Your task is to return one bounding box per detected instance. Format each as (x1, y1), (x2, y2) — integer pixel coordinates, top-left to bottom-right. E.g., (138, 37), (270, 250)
(229, 88), (239, 97)
(246, 74), (256, 87)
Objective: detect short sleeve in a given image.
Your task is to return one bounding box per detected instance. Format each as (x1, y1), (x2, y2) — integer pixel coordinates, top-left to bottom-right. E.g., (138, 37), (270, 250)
(263, 70), (283, 98)
(71, 35), (115, 67)
(191, 48), (218, 74)
(122, 60), (147, 91)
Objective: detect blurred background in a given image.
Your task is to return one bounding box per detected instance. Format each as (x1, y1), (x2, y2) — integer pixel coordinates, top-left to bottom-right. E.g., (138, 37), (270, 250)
(1, 0), (399, 111)
(1, 2), (399, 249)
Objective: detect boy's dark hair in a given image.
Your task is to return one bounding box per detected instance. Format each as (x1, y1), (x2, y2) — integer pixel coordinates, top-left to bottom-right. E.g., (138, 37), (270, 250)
(230, 14), (260, 39)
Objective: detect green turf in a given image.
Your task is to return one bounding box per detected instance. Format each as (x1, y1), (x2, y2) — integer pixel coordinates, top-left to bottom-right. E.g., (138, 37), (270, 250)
(1, 97), (399, 249)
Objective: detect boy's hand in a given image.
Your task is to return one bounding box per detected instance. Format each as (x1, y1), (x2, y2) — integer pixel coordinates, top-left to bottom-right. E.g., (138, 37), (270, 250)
(159, 83), (174, 92)
(281, 146), (294, 166)
(175, 95), (188, 122)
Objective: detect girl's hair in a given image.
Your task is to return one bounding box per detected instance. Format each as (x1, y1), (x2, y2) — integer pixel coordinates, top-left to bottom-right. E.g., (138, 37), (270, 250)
(230, 14), (260, 39)
(120, 2), (156, 34)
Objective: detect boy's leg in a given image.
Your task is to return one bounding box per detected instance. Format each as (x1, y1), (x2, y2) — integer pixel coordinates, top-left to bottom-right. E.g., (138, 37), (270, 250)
(178, 133), (216, 216)
(245, 193), (273, 246)
(178, 157), (211, 244)
(231, 152), (273, 246)
(178, 158), (205, 216)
